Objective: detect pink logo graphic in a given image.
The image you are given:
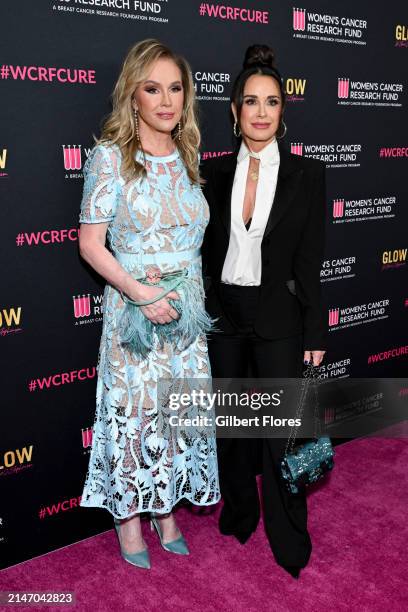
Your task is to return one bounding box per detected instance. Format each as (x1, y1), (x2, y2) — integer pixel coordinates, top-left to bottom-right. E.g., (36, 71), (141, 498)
(291, 142), (303, 156)
(293, 8), (306, 31)
(338, 78), (350, 99)
(324, 406), (336, 424)
(328, 308), (340, 326)
(73, 295), (91, 318)
(333, 199), (345, 218)
(81, 427), (93, 448)
(63, 145), (82, 170)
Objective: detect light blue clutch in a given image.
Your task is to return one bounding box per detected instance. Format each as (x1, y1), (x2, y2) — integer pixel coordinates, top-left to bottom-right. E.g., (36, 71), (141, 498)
(119, 268), (216, 358)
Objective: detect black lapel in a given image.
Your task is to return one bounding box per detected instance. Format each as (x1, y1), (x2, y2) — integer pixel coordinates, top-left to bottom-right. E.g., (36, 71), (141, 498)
(263, 144), (304, 238)
(215, 151), (237, 237)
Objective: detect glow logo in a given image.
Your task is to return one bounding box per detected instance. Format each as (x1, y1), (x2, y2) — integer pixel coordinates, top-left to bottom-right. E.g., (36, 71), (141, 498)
(0, 306), (23, 337)
(381, 248), (407, 270)
(0, 445), (33, 476)
(395, 25), (408, 47)
(285, 77), (306, 102)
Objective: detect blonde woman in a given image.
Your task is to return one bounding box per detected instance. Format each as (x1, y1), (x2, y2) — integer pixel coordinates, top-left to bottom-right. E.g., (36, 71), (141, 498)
(78, 39), (220, 569)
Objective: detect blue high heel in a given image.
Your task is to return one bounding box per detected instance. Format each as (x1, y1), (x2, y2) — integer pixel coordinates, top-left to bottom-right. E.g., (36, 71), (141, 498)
(113, 518), (151, 569)
(150, 515), (189, 555)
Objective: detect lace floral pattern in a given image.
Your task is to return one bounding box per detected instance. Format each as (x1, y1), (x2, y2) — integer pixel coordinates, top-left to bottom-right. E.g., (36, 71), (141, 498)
(79, 143), (220, 518)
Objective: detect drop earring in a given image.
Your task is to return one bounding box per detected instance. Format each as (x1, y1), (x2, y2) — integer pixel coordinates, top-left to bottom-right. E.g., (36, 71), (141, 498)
(133, 108), (140, 141)
(277, 120), (287, 139)
(177, 121), (182, 141)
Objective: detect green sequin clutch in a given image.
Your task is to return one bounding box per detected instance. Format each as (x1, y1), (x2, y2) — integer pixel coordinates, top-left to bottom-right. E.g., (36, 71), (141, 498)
(280, 363), (335, 494)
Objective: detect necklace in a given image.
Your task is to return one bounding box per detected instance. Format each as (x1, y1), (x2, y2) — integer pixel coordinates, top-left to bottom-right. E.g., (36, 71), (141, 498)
(249, 153), (260, 181)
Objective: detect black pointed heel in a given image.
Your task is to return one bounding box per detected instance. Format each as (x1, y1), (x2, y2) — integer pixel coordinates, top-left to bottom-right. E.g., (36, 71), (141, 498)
(282, 565), (301, 579)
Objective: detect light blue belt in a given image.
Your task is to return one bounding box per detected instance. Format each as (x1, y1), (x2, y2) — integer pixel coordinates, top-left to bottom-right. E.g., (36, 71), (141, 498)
(113, 247), (201, 266)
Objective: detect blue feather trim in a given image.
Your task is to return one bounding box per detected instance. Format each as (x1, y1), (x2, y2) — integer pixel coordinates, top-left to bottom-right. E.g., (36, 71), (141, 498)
(119, 275), (218, 358)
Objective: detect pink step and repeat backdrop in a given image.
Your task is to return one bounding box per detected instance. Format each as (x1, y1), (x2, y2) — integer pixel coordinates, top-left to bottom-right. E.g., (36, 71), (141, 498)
(1, 0), (407, 568)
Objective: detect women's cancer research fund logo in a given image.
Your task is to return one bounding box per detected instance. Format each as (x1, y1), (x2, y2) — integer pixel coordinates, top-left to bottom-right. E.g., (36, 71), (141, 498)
(72, 292), (103, 325)
(62, 145), (92, 179)
(292, 7), (368, 45)
(290, 142), (362, 168)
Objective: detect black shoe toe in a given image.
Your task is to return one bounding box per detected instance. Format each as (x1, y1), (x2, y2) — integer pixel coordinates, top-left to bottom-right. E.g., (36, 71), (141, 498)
(219, 527), (253, 545)
(282, 565), (301, 579)
(235, 531), (252, 545)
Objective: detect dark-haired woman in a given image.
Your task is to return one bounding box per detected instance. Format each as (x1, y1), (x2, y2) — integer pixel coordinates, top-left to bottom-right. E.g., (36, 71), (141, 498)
(201, 45), (327, 579)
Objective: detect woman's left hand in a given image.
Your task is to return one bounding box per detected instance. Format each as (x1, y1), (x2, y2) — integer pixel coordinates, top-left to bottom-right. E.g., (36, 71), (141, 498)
(304, 350), (326, 367)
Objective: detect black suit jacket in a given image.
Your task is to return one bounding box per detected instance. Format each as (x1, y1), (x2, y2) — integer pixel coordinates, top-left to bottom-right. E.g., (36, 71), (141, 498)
(200, 142), (328, 351)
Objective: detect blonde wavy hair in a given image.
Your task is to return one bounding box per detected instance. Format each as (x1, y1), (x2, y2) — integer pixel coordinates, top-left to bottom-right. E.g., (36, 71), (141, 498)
(96, 38), (201, 184)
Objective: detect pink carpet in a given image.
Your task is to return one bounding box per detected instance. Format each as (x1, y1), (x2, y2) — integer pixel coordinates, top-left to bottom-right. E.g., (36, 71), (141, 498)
(1, 437), (407, 612)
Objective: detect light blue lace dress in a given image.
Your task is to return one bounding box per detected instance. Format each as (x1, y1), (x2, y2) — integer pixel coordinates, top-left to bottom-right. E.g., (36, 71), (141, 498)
(78, 142), (220, 518)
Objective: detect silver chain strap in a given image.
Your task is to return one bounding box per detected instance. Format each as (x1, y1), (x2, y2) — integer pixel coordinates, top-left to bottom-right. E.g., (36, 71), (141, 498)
(284, 362), (321, 456)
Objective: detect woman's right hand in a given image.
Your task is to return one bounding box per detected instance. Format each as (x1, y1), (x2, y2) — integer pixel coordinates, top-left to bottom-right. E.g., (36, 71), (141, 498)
(128, 282), (180, 325)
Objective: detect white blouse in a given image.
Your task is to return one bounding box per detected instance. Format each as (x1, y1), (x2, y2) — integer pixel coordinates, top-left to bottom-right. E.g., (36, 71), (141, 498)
(221, 137), (280, 286)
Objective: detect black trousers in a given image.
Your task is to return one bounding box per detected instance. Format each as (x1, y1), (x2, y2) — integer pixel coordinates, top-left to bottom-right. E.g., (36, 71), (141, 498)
(207, 283), (312, 568)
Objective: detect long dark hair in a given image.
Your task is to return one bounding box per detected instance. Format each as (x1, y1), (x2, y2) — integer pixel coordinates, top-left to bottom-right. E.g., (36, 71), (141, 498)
(231, 44), (286, 139)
